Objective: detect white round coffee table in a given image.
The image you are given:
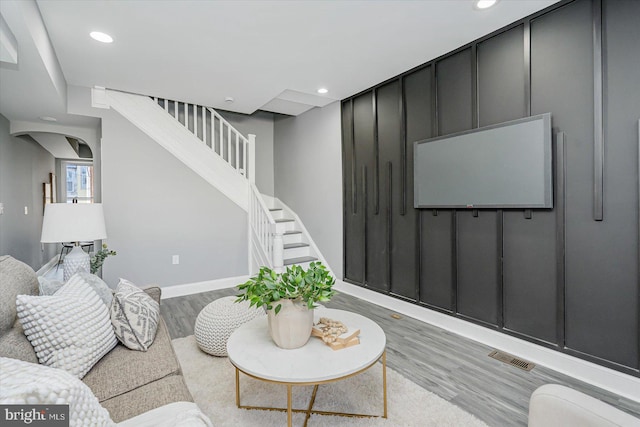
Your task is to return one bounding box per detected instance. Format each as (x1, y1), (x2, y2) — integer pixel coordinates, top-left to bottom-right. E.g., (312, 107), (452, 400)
(227, 308), (387, 426)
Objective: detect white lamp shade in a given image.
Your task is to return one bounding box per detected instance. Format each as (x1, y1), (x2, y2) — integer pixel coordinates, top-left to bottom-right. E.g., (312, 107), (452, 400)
(41, 203), (107, 243)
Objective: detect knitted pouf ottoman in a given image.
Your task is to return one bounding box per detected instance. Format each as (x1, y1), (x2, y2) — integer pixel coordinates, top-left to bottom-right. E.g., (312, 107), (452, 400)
(194, 296), (265, 357)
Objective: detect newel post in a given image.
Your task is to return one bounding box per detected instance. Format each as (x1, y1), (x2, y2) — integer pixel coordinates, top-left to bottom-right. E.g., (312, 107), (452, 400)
(272, 223), (284, 274)
(248, 134), (256, 184)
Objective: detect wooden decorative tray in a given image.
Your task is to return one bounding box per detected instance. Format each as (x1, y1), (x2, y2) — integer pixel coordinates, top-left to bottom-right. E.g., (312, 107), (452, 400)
(311, 317), (360, 351)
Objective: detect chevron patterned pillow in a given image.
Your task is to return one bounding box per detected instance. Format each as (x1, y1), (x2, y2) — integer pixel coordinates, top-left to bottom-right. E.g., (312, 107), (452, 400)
(110, 279), (160, 351)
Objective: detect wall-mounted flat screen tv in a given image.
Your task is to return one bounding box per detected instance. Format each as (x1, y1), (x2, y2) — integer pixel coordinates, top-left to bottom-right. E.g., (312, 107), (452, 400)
(414, 113), (553, 209)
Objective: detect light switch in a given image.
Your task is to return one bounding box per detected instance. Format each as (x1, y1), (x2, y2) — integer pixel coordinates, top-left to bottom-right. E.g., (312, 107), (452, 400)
(0, 203), (4, 215)
(24, 206), (28, 215)
(172, 255), (179, 265)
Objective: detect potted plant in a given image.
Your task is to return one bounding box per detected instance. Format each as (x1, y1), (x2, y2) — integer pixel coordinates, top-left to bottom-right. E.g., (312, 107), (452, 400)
(236, 262), (335, 349)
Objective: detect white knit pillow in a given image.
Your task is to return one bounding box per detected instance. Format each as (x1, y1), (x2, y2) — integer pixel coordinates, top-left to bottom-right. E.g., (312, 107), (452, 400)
(67, 272), (113, 308)
(0, 357), (114, 426)
(16, 279), (118, 378)
(110, 279), (160, 351)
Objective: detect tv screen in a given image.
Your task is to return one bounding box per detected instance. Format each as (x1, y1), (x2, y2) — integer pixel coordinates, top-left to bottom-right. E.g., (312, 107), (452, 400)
(414, 113), (553, 209)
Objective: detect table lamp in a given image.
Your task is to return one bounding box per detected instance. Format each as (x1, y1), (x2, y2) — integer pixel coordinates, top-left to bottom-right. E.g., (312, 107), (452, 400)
(41, 203), (107, 281)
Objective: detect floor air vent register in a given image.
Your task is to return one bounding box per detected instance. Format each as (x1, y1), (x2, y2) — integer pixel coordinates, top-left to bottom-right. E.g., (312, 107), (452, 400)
(488, 350), (536, 371)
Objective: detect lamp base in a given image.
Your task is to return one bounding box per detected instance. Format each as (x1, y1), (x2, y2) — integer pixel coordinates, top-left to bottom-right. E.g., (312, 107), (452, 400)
(63, 245), (90, 281)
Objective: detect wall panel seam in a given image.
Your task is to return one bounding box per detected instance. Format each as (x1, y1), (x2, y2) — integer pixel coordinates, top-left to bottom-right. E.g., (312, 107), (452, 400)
(593, 0), (604, 221)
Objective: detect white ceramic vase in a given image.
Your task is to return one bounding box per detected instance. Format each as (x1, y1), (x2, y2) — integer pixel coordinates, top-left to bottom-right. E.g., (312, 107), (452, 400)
(267, 298), (313, 349)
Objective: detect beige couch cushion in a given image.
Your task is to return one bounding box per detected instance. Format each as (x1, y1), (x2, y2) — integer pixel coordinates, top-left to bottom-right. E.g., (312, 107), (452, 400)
(82, 316), (181, 402)
(0, 322), (38, 364)
(0, 256), (38, 334)
(101, 374), (193, 423)
(0, 256), (39, 363)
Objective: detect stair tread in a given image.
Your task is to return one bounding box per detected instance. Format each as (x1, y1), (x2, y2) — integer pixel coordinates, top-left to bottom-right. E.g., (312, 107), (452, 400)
(283, 230), (302, 235)
(275, 218), (295, 223)
(283, 256), (317, 265)
(284, 242), (309, 249)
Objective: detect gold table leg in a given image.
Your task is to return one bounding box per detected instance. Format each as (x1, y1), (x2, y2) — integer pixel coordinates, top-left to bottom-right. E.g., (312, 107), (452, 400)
(304, 385), (319, 427)
(287, 384), (292, 427)
(233, 349), (388, 424)
(235, 368), (240, 407)
(382, 350), (388, 418)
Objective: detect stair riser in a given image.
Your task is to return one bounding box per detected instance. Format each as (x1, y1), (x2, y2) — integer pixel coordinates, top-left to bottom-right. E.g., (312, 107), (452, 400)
(275, 221), (295, 234)
(282, 233), (303, 245)
(269, 210), (286, 220)
(284, 246), (311, 259)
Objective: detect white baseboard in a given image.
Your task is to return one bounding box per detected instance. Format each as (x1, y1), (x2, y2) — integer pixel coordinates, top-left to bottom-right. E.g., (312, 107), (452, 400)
(160, 275), (249, 300)
(158, 274), (640, 402)
(334, 280), (640, 403)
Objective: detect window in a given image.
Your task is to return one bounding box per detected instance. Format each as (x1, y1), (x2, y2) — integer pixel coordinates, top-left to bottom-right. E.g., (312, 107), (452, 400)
(62, 161), (94, 203)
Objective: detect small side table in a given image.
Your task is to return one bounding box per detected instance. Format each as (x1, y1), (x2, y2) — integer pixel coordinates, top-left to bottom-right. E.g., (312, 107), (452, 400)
(227, 308), (387, 427)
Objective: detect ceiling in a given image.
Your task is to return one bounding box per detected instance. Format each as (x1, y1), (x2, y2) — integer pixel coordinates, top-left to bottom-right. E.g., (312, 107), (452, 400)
(1, 0), (560, 127)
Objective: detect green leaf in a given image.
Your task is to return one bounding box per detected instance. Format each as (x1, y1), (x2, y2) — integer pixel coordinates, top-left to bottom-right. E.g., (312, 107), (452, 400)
(234, 262), (334, 310)
(275, 303), (282, 315)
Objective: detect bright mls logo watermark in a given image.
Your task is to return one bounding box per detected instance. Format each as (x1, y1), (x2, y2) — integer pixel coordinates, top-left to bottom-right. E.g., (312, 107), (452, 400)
(1, 405), (69, 426)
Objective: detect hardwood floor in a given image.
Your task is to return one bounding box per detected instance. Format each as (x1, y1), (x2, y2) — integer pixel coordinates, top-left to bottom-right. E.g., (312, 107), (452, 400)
(161, 289), (640, 426)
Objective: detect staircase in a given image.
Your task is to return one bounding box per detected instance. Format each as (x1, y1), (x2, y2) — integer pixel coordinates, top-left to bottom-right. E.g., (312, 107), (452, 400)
(270, 208), (317, 268)
(100, 88), (326, 275)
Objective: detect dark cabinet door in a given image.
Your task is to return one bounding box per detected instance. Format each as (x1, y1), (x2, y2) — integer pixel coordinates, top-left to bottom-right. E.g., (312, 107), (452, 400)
(377, 79), (419, 299)
(350, 92), (388, 292)
(342, 100), (364, 284)
(456, 211), (499, 325)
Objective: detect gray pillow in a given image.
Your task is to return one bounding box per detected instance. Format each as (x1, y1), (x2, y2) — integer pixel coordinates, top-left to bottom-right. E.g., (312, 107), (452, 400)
(38, 276), (64, 296)
(111, 279), (159, 351)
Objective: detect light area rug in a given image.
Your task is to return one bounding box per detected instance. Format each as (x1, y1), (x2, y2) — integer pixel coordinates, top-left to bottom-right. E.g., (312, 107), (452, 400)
(173, 336), (487, 426)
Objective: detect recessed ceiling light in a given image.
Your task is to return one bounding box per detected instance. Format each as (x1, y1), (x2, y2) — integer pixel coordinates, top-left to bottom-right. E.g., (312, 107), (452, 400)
(90, 31), (113, 43)
(225, 97), (234, 103)
(39, 116), (57, 122)
(475, 0), (498, 10)
(317, 88), (328, 94)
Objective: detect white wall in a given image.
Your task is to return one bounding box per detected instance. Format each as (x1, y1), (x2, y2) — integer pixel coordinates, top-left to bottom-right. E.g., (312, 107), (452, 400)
(100, 109), (248, 287)
(274, 102), (343, 277)
(0, 114), (58, 269)
(218, 110), (275, 196)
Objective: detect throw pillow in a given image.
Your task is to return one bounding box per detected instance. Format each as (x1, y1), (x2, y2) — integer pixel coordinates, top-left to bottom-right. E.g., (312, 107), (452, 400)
(16, 278), (118, 378)
(37, 275), (64, 295)
(67, 272), (113, 308)
(0, 357), (114, 426)
(111, 279), (160, 351)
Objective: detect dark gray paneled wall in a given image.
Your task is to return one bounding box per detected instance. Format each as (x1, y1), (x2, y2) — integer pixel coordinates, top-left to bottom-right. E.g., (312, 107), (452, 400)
(342, 0), (639, 376)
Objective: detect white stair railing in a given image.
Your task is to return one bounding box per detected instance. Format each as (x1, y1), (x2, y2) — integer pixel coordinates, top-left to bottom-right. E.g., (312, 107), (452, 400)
(152, 97), (256, 183)
(248, 183), (284, 274)
(150, 96), (285, 275)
